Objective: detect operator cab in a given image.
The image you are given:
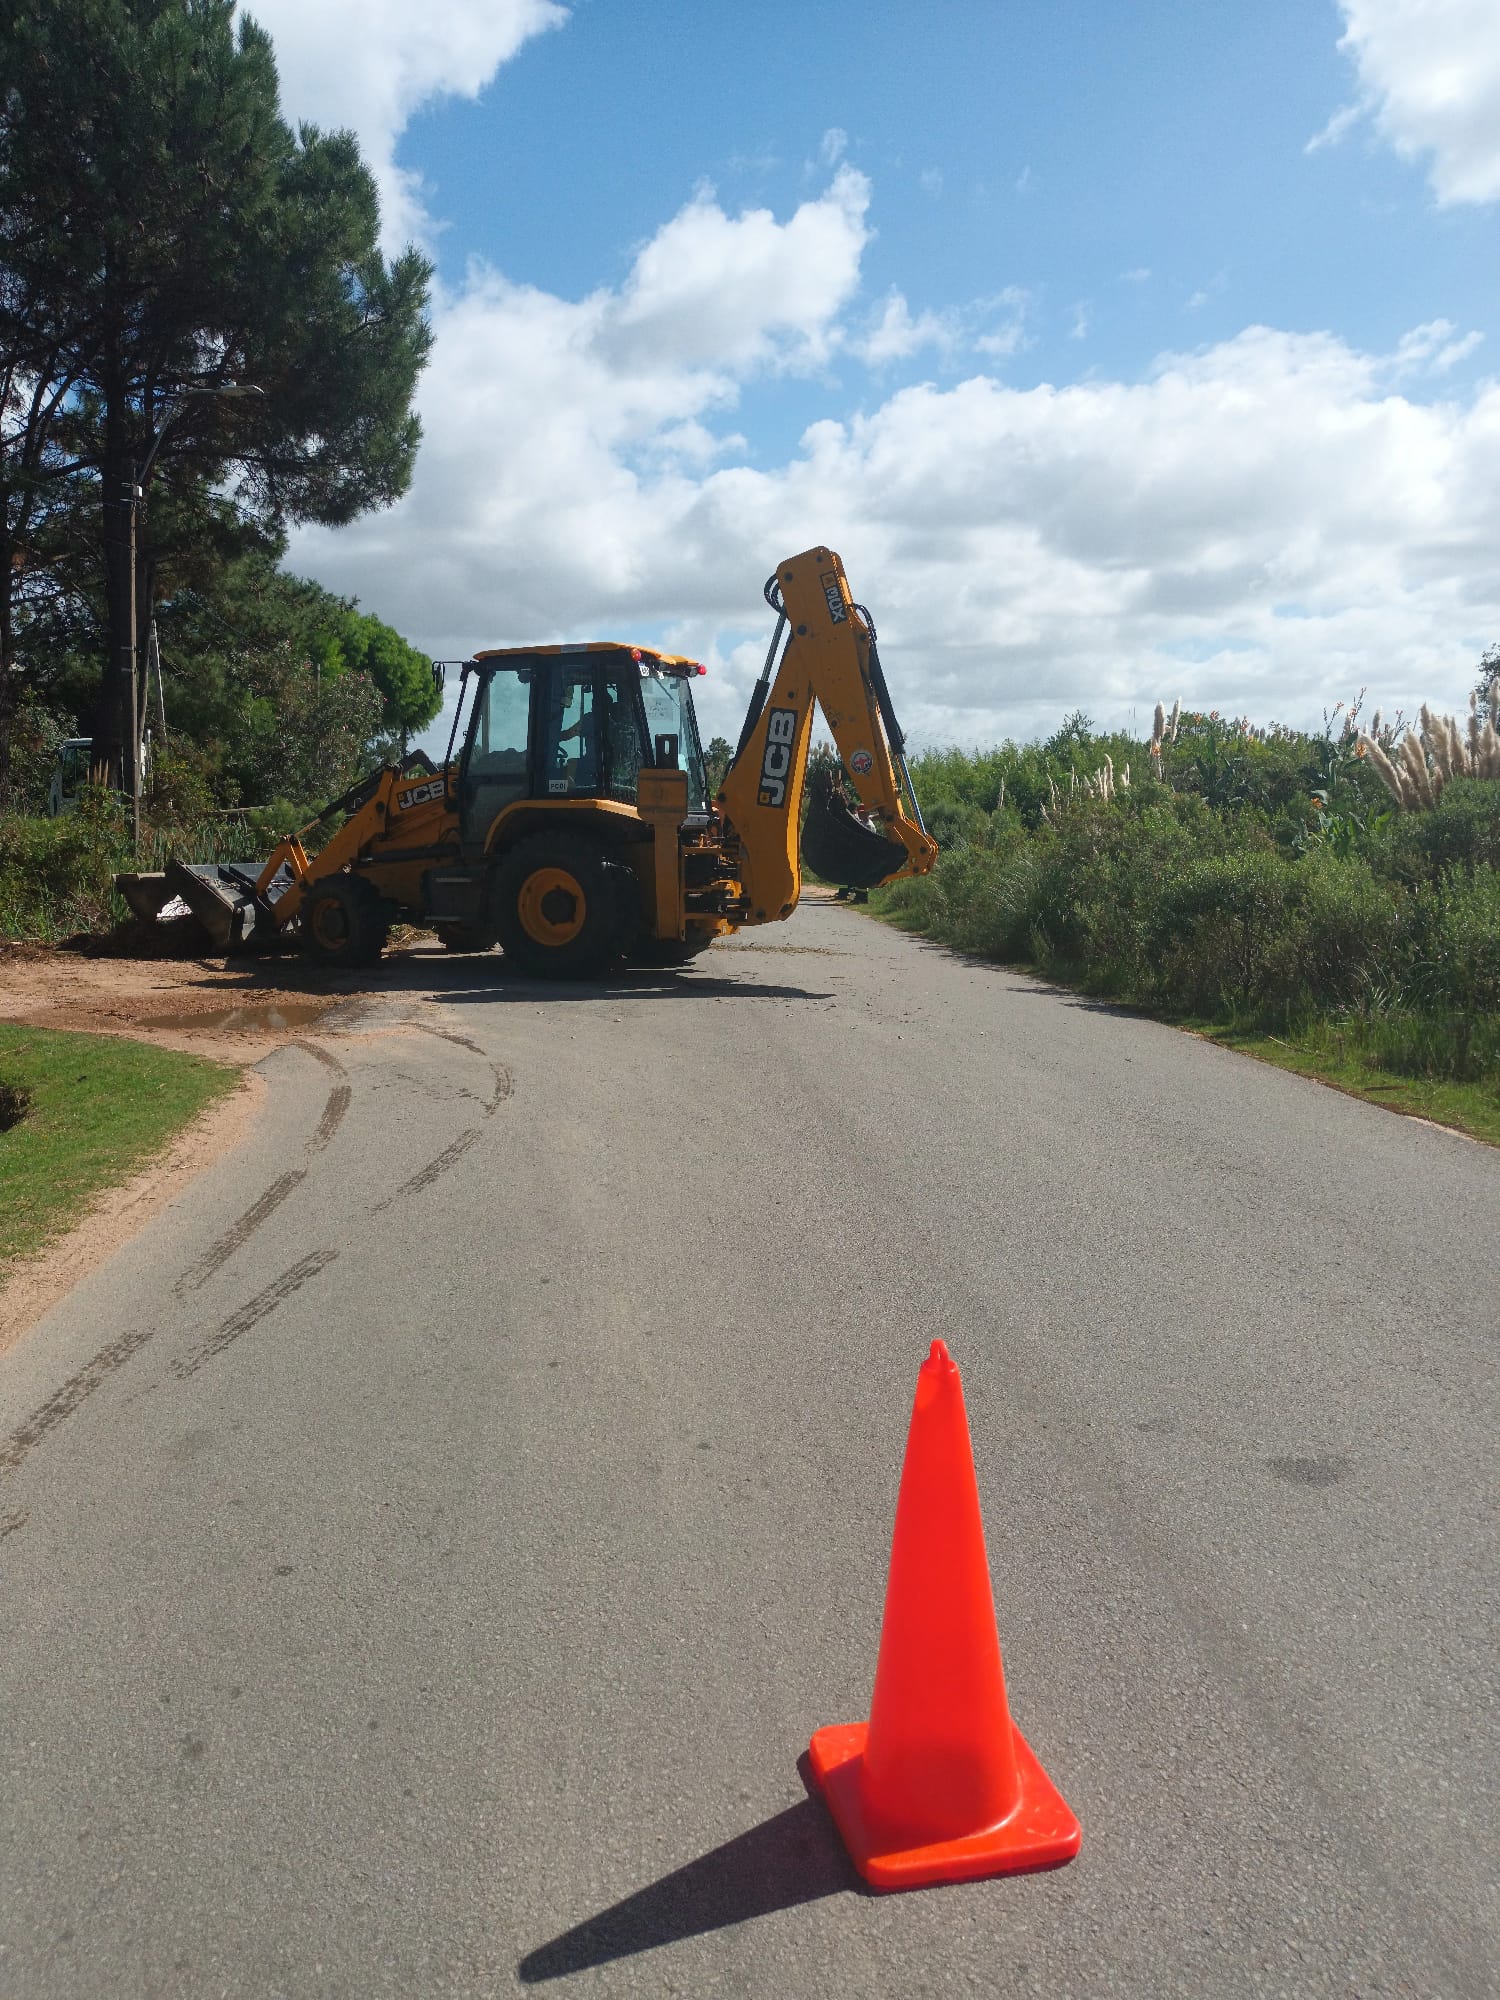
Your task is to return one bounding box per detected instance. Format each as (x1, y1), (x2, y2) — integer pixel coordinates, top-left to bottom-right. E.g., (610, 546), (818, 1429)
(456, 644), (710, 854)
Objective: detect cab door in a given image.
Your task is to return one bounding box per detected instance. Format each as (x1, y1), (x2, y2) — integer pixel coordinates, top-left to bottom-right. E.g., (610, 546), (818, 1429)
(537, 663), (601, 798)
(534, 656), (651, 805)
(460, 665), (534, 853)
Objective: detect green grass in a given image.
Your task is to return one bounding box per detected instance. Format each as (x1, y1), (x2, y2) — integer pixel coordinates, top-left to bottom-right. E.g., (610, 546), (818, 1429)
(866, 900), (1500, 1147)
(1204, 1023), (1500, 1148)
(0, 1024), (239, 1265)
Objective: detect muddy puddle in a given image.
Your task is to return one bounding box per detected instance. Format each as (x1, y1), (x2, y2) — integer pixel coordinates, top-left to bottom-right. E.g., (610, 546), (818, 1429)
(138, 1000), (335, 1035)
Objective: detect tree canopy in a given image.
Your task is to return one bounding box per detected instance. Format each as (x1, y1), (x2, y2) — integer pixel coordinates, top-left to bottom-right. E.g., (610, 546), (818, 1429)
(0, 0), (433, 794)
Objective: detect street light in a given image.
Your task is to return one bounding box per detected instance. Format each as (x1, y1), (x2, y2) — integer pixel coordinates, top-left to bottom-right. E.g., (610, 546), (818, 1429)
(122, 382), (265, 849)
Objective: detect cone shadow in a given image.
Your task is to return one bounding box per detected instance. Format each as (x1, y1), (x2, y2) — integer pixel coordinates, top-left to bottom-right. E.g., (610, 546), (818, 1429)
(517, 1785), (862, 1983)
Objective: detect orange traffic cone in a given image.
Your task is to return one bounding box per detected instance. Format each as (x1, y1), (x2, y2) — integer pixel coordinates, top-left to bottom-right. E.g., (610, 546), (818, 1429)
(809, 1339), (1080, 1890)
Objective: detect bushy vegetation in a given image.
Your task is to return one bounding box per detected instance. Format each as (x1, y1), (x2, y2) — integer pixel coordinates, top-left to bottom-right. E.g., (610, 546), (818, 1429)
(0, 786), (318, 942)
(879, 693), (1500, 1094)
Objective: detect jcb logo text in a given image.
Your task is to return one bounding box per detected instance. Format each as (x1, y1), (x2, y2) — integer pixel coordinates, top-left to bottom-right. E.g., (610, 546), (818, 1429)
(758, 707), (798, 807)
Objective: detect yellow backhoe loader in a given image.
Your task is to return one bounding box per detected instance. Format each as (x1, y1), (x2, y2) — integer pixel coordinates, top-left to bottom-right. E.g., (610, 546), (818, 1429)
(122, 548), (938, 976)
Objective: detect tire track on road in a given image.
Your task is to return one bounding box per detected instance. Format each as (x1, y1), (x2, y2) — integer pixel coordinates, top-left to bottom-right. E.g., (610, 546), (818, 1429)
(1, 1249), (341, 1479)
(367, 1027), (513, 1212)
(172, 1039), (350, 1298)
(171, 1249), (339, 1380)
(0, 1320), (159, 1477)
(411, 1024), (514, 1115)
(372, 1129), (483, 1213)
(14, 1015), (523, 1499)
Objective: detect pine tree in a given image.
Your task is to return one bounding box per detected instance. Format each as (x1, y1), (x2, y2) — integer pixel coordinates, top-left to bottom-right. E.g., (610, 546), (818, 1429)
(0, 0), (433, 793)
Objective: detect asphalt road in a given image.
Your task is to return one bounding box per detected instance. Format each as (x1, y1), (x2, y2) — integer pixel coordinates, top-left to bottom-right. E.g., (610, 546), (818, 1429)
(2, 903), (1496, 1999)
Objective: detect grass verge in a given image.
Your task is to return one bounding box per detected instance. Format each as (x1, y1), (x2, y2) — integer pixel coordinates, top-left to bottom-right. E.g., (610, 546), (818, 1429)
(1200, 1024), (1500, 1147)
(869, 905), (1500, 1148)
(0, 1023), (238, 1265)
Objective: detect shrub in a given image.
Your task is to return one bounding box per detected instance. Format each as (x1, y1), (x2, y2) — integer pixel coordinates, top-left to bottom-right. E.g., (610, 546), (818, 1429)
(0, 789), (130, 940)
(1346, 1009), (1500, 1086)
(1403, 778), (1500, 879)
(1398, 867), (1500, 1015)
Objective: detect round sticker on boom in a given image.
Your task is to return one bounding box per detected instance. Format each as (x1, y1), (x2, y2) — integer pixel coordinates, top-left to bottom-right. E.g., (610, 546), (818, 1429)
(849, 749), (874, 775)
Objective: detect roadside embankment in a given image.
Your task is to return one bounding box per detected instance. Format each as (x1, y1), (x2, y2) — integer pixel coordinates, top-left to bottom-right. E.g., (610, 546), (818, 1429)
(0, 1022), (249, 1349)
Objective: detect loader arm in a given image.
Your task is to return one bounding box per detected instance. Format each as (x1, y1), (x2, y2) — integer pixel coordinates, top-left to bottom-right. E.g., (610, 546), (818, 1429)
(715, 547), (938, 922)
(252, 751), (453, 926)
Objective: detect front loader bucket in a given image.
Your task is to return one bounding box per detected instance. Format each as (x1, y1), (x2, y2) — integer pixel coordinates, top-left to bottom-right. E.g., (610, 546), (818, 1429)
(115, 872), (177, 924)
(162, 860), (273, 950)
(801, 770), (910, 889)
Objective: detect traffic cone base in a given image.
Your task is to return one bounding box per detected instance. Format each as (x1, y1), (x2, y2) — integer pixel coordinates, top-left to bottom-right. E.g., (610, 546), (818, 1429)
(810, 1719), (1081, 1891)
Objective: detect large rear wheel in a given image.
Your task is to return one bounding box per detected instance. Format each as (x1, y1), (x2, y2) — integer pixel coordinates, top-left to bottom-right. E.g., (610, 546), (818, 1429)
(492, 833), (632, 979)
(300, 874), (391, 969)
(627, 931), (718, 968)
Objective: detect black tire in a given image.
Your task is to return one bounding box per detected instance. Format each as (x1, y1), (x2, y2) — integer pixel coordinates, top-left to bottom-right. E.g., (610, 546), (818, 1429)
(492, 832), (633, 979)
(434, 922), (497, 954)
(300, 873), (391, 968)
(627, 931), (718, 968)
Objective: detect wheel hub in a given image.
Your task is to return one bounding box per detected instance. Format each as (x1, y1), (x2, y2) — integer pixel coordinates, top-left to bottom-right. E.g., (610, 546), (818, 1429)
(518, 866), (587, 946)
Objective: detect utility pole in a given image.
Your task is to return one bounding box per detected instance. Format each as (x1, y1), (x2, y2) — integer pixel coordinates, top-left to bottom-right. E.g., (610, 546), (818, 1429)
(123, 382), (264, 852)
(125, 460), (142, 852)
(149, 620), (168, 746)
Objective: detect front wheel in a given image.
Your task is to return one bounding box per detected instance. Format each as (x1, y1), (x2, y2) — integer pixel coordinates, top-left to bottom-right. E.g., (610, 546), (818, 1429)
(300, 874), (391, 968)
(434, 922), (497, 954)
(492, 833), (632, 979)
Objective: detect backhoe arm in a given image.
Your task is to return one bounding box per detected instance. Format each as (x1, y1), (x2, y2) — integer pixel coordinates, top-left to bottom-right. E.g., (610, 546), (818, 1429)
(715, 546), (938, 922)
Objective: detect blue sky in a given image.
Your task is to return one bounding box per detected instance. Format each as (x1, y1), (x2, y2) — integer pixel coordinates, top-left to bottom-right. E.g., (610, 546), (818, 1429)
(248, 0), (1500, 751)
(406, 1), (1490, 401)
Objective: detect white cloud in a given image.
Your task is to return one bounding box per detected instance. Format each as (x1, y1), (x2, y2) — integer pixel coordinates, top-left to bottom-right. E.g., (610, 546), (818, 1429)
(918, 167), (944, 198)
(819, 128), (849, 168)
(250, 9), (1499, 749)
(855, 292), (954, 367)
(288, 173), (877, 659)
(607, 167), (870, 373)
(241, 0), (567, 249)
(1320, 0), (1500, 204)
(851, 286), (1032, 370)
(1306, 102), (1363, 155)
(290, 213), (1500, 750)
(1389, 319), (1484, 376)
(971, 289), (1031, 358)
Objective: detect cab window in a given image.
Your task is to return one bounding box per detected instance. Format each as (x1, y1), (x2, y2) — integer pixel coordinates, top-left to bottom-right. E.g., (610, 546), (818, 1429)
(640, 670), (708, 810)
(539, 668), (599, 795)
(461, 666), (532, 845)
(603, 670), (647, 803)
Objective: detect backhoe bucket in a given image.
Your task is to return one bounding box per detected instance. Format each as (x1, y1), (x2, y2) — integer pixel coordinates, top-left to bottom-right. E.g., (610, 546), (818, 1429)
(802, 770), (910, 889)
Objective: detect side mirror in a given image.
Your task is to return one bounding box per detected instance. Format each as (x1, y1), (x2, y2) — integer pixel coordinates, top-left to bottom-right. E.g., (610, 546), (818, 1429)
(431, 660), (446, 690)
(653, 732), (680, 768)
